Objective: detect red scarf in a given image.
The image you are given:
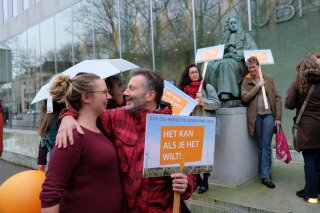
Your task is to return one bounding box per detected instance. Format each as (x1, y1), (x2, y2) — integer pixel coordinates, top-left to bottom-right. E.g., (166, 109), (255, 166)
(184, 81), (201, 99)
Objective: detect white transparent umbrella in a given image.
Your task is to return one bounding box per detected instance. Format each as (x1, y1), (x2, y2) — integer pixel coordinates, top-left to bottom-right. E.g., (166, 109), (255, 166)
(31, 59), (139, 104)
(31, 82), (51, 104)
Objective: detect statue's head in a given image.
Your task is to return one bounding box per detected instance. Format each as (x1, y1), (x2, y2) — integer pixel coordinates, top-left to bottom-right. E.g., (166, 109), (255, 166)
(224, 15), (243, 34)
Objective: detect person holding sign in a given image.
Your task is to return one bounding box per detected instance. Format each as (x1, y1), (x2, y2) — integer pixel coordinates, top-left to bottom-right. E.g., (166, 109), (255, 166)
(40, 73), (123, 213)
(178, 64), (220, 194)
(55, 69), (196, 213)
(285, 57), (320, 204)
(241, 56), (282, 189)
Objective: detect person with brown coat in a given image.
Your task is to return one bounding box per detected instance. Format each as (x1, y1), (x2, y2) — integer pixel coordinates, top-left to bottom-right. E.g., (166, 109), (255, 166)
(241, 56), (282, 189)
(285, 56), (320, 204)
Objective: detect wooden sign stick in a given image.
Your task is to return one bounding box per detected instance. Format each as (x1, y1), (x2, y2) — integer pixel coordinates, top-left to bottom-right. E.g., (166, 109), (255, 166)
(173, 160), (186, 213)
(173, 192), (181, 213)
(258, 65), (269, 109)
(198, 62), (208, 92)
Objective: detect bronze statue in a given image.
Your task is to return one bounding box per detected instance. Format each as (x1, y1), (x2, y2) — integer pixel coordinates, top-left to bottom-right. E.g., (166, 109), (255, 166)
(205, 15), (257, 107)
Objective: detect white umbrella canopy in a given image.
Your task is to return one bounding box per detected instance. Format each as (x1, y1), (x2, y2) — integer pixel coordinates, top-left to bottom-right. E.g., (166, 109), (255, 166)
(31, 82), (51, 104)
(62, 59), (139, 79)
(31, 59), (139, 104)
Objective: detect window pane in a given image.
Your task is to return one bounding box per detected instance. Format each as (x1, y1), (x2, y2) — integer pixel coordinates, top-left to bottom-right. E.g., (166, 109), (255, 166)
(9, 32), (31, 120)
(23, 0), (29, 10)
(73, 0), (94, 62)
(195, 0), (250, 49)
(0, 43), (12, 83)
(93, 0), (120, 59)
(251, 0), (320, 139)
(0, 42), (13, 128)
(153, 0), (194, 82)
(194, 1), (222, 49)
(27, 25), (41, 116)
(55, 7), (73, 73)
(12, 0), (17, 17)
(120, 0), (152, 68)
(40, 17), (55, 81)
(2, 0), (8, 23)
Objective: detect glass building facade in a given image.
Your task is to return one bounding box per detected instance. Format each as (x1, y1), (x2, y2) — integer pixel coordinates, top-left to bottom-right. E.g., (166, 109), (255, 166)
(0, 0), (320, 139)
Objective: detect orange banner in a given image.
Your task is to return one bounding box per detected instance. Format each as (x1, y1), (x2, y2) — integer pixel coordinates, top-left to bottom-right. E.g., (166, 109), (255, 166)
(199, 48), (219, 61)
(160, 126), (204, 170)
(162, 89), (188, 115)
(249, 52), (268, 63)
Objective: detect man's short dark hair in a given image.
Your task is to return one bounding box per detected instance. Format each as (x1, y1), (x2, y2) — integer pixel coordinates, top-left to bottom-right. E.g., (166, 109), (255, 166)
(132, 69), (164, 104)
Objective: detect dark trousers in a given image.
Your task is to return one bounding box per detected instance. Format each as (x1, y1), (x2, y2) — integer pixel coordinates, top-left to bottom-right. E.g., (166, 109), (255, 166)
(197, 173), (210, 187)
(301, 148), (320, 198)
(318, 157), (320, 193)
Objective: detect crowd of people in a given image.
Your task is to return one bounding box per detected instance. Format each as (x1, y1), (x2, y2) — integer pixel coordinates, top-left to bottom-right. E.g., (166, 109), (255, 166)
(36, 51), (320, 213)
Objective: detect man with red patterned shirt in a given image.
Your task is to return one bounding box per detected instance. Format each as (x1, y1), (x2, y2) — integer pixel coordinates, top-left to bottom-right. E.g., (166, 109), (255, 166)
(56, 69), (197, 213)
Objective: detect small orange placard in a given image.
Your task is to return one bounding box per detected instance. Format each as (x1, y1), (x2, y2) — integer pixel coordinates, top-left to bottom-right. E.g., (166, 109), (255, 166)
(160, 126), (204, 169)
(162, 89), (188, 115)
(250, 52), (268, 63)
(200, 48), (219, 61)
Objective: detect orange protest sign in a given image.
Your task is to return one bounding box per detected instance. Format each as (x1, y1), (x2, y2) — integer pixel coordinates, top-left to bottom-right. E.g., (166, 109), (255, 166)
(195, 45), (224, 63)
(249, 52), (268, 63)
(160, 126), (204, 170)
(162, 88), (189, 115)
(243, 49), (274, 65)
(200, 48), (219, 61)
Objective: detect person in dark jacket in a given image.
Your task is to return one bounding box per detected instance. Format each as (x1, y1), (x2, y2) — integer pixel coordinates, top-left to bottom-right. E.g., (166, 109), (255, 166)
(285, 56), (320, 203)
(37, 100), (65, 171)
(307, 52), (320, 199)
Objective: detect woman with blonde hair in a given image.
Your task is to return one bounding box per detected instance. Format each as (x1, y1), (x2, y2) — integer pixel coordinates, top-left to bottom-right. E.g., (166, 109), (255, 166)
(40, 73), (123, 212)
(285, 57), (320, 203)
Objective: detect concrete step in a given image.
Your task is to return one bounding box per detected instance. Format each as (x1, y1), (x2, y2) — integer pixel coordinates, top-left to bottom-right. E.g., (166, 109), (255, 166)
(2, 129), (319, 212)
(186, 160), (320, 213)
(1, 150), (38, 169)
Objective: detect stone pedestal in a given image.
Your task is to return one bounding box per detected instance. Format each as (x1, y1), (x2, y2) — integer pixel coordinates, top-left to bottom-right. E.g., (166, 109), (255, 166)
(209, 107), (258, 186)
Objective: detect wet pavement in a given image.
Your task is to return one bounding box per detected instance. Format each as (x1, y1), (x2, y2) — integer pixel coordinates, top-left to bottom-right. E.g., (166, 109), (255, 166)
(1, 128), (320, 212)
(0, 160), (28, 185)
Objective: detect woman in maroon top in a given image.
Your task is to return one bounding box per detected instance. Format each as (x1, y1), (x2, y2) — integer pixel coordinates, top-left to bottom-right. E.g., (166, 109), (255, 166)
(40, 73), (123, 213)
